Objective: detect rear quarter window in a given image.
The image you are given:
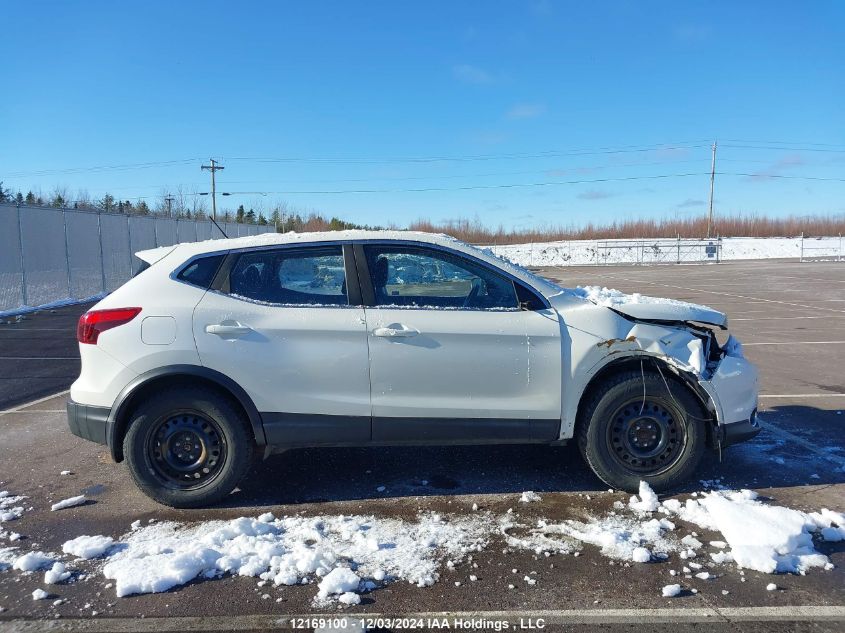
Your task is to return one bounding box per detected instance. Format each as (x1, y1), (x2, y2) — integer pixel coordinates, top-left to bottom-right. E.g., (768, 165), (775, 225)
(176, 255), (225, 289)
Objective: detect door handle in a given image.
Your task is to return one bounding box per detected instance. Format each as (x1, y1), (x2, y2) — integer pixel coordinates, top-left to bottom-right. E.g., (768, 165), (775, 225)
(206, 322), (253, 338)
(373, 325), (419, 338)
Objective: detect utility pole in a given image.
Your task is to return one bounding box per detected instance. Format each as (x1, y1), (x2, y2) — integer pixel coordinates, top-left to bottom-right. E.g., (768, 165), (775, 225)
(164, 195), (175, 218)
(201, 159), (225, 220)
(707, 140), (717, 238)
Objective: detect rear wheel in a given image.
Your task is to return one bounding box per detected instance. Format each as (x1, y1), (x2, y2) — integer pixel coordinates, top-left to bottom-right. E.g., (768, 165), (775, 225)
(577, 369), (706, 493)
(123, 387), (254, 508)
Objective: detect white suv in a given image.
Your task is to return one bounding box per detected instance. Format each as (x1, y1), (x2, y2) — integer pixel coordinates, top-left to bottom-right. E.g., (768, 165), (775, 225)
(68, 231), (759, 507)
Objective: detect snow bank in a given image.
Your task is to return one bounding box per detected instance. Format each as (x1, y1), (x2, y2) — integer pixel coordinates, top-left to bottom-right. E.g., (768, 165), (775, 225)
(490, 236), (842, 267)
(98, 512), (490, 601)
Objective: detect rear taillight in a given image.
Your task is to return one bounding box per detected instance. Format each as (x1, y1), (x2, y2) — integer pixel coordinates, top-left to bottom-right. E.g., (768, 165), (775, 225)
(77, 307), (142, 345)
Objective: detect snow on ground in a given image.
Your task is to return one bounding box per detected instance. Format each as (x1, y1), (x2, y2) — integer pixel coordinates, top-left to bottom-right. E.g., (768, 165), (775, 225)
(489, 236), (843, 267)
(0, 491), (27, 522)
(0, 482), (841, 605)
(660, 489), (833, 573)
(95, 511), (490, 603)
(50, 495), (86, 512)
(63, 535), (115, 560)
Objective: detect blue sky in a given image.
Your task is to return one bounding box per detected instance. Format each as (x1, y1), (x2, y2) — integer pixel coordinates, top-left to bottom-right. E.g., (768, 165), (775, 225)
(2, 1), (844, 228)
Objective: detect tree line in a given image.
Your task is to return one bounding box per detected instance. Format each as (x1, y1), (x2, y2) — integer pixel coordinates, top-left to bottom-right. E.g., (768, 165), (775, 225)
(0, 181), (378, 232)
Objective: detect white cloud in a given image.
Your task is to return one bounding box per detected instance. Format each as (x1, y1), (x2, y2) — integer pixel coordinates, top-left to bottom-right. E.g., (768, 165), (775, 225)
(577, 189), (614, 200)
(506, 103), (546, 119)
(452, 64), (494, 84)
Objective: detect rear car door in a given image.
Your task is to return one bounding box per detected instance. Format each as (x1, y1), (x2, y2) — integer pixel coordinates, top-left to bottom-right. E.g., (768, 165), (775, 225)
(192, 243), (371, 445)
(356, 242), (562, 442)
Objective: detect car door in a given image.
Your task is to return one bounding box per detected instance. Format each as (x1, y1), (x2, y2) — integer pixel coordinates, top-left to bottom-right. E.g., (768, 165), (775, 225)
(357, 242), (562, 443)
(192, 243), (371, 445)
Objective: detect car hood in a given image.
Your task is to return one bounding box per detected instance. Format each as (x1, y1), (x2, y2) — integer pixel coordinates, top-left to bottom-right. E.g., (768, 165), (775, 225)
(609, 301), (727, 328)
(565, 286), (728, 328)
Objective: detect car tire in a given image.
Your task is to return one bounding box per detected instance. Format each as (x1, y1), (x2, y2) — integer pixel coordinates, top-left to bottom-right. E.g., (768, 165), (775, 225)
(576, 369), (706, 493)
(123, 386), (254, 508)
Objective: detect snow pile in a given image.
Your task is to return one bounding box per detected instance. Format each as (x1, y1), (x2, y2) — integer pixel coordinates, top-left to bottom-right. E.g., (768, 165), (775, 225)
(662, 583), (682, 597)
(519, 491), (542, 503)
(44, 562), (71, 584)
(31, 589), (49, 601)
(317, 567), (361, 599)
(63, 535), (114, 560)
(629, 481), (661, 513)
(50, 495), (86, 511)
(97, 512), (491, 601)
(661, 489), (833, 574)
(504, 482), (839, 579)
(0, 491), (27, 522)
(12, 551), (55, 572)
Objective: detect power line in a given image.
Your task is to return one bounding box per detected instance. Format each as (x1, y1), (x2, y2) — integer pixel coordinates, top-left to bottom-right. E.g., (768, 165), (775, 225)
(721, 144), (845, 154)
(225, 142), (711, 165)
(4, 158), (201, 178)
(193, 172), (713, 195)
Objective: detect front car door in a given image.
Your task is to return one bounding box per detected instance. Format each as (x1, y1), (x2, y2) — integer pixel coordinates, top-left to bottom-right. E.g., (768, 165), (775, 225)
(192, 243), (371, 445)
(356, 241), (562, 443)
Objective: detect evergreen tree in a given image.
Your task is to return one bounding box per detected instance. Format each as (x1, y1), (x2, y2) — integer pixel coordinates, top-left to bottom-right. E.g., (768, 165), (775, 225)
(0, 182), (10, 203)
(257, 213), (268, 225)
(99, 194), (116, 212)
(25, 191), (36, 204)
(245, 208), (256, 224)
(15, 192), (23, 205)
(235, 204), (245, 223)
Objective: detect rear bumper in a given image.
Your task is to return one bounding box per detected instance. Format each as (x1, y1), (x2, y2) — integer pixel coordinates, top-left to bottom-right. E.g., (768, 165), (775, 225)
(718, 409), (762, 448)
(66, 399), (110, 446)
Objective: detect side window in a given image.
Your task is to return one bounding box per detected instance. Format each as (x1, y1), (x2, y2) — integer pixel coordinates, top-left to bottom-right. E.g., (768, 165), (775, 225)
(363, 245), (518, 310)
(228, 246), (347, 306)
(176, 254), (225, 288)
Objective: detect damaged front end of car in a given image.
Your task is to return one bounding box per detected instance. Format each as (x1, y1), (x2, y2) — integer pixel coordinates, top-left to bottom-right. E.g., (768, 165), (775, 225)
(558, 292), (761, 453)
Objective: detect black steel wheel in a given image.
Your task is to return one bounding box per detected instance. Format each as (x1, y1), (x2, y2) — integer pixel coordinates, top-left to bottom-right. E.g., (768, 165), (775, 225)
(606, 397), (686, 475)
(124, 386), (254, 508)
(147, 412), (227, 489)
(577, 368), (706, 493)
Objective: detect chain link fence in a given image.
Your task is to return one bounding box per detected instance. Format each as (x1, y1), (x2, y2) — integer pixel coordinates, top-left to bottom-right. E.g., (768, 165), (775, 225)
(0, 203), (274, 314)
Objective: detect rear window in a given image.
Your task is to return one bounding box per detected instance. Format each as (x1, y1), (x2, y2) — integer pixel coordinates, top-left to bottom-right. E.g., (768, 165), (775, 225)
(176, 255), (225, 289)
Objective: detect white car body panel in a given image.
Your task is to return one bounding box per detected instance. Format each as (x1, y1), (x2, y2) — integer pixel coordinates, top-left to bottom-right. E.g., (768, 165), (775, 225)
(192, 292), (371, 418)
(365, 306), (562, 421)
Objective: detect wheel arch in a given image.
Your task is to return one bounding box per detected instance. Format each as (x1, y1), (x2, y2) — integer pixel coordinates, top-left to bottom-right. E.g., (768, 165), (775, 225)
(574, 354), (718, 446)
(107, 365), (266, 462)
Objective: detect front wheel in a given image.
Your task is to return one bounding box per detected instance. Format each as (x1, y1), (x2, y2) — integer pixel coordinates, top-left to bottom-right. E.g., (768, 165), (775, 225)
(123, 387), (254, 508)
(577, 370), (706, 493)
